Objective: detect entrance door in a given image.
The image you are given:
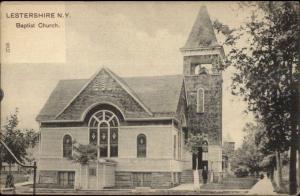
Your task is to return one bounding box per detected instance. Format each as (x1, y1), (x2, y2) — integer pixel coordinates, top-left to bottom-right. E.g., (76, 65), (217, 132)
(192, 147), (202, 170)
(88, 167), (97, 189)
(133, 173), (151, 187)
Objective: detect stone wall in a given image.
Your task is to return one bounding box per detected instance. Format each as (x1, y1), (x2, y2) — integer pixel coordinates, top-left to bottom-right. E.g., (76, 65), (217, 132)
(115, 171), (174, 189)
(183, 54), (222, 146)
(115, 171), (133, 188)
(38, 170), (58, 184)
(151, 172), (172, 188)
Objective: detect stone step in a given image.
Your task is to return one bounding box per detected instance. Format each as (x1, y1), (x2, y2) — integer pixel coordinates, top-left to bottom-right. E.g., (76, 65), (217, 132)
(181, 170), (203, 184)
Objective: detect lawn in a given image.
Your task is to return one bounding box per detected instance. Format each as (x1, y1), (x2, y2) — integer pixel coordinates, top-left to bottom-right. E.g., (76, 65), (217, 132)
(200, 175), (258, 190)
(0, 172), (29, 188)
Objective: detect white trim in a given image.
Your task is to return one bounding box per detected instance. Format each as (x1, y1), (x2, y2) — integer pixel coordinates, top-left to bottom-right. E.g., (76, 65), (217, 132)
(180, 46), (225, 59)
(136, 133), (147, 158)
(81, 101), (126, 121)
(120, 125), (172, 129)
(102, 164), (106, 186)
(39, 116), (179, 123)
(196, 88), (205, 113)
(39, 131), (42, 164)
(126, 117), (179, 123)
(88, 110), (119, 159)
(41, 127), (89, 130)
(39, 125), (173, 130)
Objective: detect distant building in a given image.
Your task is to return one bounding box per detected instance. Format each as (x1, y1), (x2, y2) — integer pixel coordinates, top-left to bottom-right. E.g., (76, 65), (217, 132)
(222, 134), (235, 174)
(36, 6), (225, 189)
(1, 143), (39, 173)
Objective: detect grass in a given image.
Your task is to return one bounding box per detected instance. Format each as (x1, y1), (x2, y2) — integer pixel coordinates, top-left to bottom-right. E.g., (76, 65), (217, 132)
(200, 175), (258, 190)
(0, 172), (30, 188)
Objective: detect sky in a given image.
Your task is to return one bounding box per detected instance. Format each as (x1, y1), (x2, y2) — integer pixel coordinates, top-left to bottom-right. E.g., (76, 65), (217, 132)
(1, 1), (254, 147)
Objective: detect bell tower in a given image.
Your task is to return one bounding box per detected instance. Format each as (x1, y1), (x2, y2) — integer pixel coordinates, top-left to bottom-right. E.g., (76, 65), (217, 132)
(181, 5), (224, 175)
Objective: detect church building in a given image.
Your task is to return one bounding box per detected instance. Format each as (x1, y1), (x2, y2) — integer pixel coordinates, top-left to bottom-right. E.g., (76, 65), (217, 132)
(36, 6), (225, 189)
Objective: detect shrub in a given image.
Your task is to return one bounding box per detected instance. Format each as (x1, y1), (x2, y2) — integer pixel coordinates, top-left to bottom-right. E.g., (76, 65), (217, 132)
(5, 174), (15, 188)
(234, 167), (249, 177)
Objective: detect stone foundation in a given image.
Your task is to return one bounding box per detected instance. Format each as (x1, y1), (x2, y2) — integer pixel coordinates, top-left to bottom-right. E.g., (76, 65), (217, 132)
(151, 172), (172, 188)
(38, 170), (58, 184)
(38, 170), (76, 189)
(115, 171), (133, 188)
(39, 170), (180, 189)
(115, 171), (175, 189)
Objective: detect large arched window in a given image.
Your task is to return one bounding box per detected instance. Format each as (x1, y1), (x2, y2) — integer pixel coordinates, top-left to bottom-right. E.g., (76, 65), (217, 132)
(63, 134), (72, 158)
(137, 134), (146, 158)
(89, 110), (119, 158)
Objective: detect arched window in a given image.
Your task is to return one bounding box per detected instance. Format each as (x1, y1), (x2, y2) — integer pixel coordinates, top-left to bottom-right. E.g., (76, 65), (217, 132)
(89, 110), (119, 158)
(63, 135), (72, 158)
(137, 134), (146, 158)
(197, 88), (205, 113)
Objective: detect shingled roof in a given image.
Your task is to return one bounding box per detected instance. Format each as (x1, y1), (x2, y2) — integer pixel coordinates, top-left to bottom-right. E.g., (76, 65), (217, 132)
(36, 72), (184, 122)
(182, 5), (219, 49)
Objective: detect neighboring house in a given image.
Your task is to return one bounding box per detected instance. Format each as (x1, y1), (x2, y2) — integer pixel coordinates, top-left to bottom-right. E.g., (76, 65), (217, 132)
(36, 6), (224, 189)
(1, 144), (39, 174)
(1, 163), (21, 172)
(222, 138), (235, 175)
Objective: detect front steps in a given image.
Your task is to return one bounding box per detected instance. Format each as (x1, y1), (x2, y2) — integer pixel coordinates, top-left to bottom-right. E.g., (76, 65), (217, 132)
(181, 170), (203, 184)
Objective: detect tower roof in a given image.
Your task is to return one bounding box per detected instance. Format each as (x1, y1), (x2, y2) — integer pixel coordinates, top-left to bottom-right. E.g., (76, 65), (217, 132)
(182, 5), (219, 49)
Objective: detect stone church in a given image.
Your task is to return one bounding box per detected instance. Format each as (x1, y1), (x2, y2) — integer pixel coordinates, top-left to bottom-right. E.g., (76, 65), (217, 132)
(36, 6), (224, 189)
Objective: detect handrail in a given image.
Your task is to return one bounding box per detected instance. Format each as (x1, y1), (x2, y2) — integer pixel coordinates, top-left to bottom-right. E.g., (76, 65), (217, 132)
(1, 140), (32, 168)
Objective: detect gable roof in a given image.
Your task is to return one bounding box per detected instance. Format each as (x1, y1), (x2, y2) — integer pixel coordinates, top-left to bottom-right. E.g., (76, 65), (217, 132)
(36, 70), (184, 122)
(124, 74), (183, 115)
(182, 5), (219, 49)
(37, 79), (87, 122)
(53, 67), (153, 120)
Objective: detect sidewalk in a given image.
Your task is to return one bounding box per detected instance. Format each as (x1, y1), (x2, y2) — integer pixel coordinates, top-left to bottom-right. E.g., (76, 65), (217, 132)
(247, 177), (277, 195)
(169, 183), (249, 194)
